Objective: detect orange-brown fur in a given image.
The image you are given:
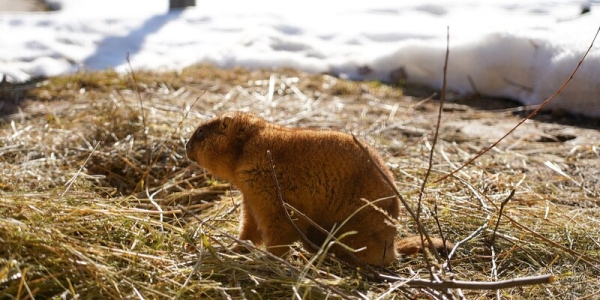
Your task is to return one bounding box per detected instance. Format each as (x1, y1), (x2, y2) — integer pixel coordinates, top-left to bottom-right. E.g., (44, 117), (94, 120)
(186, 112), (451, 265)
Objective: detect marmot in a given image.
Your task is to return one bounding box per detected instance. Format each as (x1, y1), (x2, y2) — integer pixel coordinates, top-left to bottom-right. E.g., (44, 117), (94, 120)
(186, 112), (451, 266)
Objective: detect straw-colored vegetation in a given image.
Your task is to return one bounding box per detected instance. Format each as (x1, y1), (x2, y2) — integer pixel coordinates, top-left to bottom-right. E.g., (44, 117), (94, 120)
(1, 65), (599, 299)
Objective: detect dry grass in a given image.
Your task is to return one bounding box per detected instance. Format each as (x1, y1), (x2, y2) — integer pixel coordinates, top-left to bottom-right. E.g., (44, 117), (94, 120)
(1, 65), (599, 299)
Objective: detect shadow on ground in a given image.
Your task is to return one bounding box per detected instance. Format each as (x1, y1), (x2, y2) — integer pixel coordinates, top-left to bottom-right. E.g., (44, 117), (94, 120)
(401, 83), (600, 130)
(83, 10), (184, 70)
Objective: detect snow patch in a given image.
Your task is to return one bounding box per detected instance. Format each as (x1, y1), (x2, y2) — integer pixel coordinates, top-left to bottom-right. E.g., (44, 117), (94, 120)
(1, 0), (600, 117)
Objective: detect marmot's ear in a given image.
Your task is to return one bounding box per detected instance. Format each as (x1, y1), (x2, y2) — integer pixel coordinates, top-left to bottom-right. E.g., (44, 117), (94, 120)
(220, 116), (233, 132)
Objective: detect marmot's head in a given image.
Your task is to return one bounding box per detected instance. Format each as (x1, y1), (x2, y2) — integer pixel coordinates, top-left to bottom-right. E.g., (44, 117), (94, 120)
(186, 112), (264, 180)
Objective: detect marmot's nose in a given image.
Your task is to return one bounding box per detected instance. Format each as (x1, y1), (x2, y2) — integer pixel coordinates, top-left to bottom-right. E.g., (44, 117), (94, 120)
(185, 140), (192, 157)
(185, 128), (203, 159)
(185, 139), (194, 159)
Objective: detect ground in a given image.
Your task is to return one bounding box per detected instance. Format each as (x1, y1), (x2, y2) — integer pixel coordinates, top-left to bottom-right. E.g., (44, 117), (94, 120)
(0, 65), (599, 299)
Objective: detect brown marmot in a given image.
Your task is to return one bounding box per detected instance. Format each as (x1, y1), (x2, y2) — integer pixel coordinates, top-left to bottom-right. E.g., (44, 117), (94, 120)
(186, 112), (451, 266)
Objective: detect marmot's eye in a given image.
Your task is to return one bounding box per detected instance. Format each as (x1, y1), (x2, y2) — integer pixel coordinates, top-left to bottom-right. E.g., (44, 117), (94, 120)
(194, 128), (204, 138)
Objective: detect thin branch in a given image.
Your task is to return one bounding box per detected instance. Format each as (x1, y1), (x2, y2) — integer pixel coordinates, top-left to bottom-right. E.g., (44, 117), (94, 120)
(266, 150), (322, 253)
(378, 274), (555, 290)
(467, 75), (480, 94)
(461, 176), (600, 268)
(436, 26), (600, 183)
(433, 26), (452, 269)
(267, 150), (378, 272)
(283, 197), (396, 266)
(491, 244), (500, 300)
(488, 190), (516, 300)
(160, 94), (205, 189)
(447, 176), (492, 260)
(503, 77), (533, 92)
(62, 141), (100, 198)
(491, 189), (515, 244)
(351, 135), (442, 264)
(507, 214), (600, 267)
(126, 52), (149, 165)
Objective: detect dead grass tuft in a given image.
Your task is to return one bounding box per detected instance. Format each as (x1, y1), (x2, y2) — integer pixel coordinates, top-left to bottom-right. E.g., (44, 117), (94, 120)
(1, 64), (599, 299)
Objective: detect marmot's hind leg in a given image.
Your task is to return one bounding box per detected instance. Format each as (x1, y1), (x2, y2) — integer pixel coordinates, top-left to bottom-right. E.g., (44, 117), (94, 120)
(332, 220), (398, 266)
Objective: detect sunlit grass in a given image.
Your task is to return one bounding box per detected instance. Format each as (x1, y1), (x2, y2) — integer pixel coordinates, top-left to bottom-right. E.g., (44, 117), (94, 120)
(1, 65), (599, 299)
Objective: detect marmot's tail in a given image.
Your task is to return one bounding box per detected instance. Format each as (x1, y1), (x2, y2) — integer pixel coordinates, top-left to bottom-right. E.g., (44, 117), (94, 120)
(396, 236), (453, 257)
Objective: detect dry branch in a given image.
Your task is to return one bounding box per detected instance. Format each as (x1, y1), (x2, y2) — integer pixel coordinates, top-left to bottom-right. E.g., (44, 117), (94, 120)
(379, 274), (555, 290)
(266, 150), (322, 254)
(491, 189), (515, 244)
(416, 25), (452, 268)
(352, 135), (445, 266)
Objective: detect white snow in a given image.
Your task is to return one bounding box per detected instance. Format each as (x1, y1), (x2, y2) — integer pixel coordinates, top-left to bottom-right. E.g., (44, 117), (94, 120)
(1, 0), (599, 117)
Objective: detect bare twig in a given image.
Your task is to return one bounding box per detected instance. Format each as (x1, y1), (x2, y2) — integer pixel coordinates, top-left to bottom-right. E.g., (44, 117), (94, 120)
(395, 26), (452, 267)
(467, 75), (480, 94)
(126, 52), (149, 166)
(491, 189), (515, 244)
(461, 177), (600, 268)
(442, 176), (493, 260)
(267, 150), (378, 273)
(379, 274), (555, 290)
(503, 77), (533, 92)
(351, 135), (443, 264)
(62, 142), (100, 198)
(160, 94), (204, 188)
(488, 190), (516, 300)
(146, 185), (164, 231)
(266, 150), (321, 253)
(490, 243), (500, 300)
(426, 26), (452, 269)
(507, 215), (600, 267)
(436, 26), (600, 183)
(283, 197), (396, 269)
